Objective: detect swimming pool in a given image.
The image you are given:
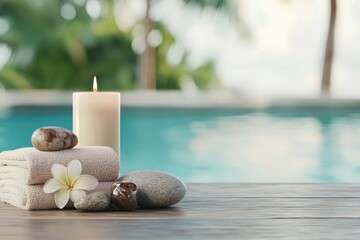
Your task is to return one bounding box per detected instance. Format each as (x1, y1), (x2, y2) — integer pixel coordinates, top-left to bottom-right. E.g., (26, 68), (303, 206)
(1, 106), (360, 182)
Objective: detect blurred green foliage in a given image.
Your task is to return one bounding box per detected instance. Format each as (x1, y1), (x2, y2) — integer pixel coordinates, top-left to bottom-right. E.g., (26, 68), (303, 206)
(0, 0), (220, 91)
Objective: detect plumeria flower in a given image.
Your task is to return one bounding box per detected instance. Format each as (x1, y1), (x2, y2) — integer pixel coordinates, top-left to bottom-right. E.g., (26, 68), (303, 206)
(43, 159), (98, 209)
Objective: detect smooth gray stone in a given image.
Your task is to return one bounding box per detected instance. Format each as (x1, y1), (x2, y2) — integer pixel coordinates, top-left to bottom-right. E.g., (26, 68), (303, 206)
(119, 170), (186, 208)
(74, 192), (111, 211)
(31, 126), (78, 151)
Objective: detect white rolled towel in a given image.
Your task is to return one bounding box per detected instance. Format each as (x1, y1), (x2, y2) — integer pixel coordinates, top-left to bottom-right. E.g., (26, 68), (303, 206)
(0, 179), (113, 210)
(0, 147), (120, 184)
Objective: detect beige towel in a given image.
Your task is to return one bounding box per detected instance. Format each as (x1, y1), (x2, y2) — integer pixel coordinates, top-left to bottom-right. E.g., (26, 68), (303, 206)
(0, 147), (120, 184)
(0, 179), (113, 210)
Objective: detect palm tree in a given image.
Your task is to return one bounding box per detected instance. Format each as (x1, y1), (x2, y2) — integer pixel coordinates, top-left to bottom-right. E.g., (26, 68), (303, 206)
(187, 0), (338, 97)
(138, 0), (237, 90)
(138, 0), (156, 89)
(321, 0), (337, 96)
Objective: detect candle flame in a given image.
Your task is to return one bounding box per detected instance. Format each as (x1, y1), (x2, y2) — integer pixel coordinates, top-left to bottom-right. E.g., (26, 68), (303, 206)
(93, 76), (98, 92)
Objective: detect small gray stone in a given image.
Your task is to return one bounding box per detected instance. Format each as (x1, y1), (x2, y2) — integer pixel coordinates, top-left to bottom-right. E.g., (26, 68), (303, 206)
(74, 191), (111, 211)
(119, 170), (186, 208)
(31, 126), (78, 151)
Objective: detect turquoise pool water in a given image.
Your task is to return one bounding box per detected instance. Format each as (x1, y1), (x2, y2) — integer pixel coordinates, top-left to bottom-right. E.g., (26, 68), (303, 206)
(1, 106), (360, 182)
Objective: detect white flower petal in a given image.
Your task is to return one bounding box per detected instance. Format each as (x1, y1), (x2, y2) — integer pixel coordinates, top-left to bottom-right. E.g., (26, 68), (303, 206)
(72, 175), (98, 191)
(55, 188), (70, 209)
(70, 189), (86, 203)
(43, 178), (67, 193)
(67, 159), (82, 185)
(51, 164), (68, 185)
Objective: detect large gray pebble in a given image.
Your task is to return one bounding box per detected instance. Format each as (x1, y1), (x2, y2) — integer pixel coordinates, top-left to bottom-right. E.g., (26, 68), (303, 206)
(31, 126), (78, 151)
(74, 192), (111, 211)
(119, 170), (186, 208)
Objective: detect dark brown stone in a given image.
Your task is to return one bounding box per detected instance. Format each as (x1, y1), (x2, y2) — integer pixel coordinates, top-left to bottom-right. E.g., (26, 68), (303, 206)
(111, 181), (137, 211)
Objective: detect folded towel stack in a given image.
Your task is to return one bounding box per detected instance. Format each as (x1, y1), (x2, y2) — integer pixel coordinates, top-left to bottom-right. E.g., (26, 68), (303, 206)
(0, 146), (119, 210)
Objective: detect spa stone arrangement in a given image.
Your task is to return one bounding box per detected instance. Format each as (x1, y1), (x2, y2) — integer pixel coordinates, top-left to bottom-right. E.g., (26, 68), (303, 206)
(0, 80), (186, 211)
(0, 126), (186, 211)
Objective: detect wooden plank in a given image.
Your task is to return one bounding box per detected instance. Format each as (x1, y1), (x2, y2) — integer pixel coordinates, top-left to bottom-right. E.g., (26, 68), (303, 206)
(1, 218), (360, 240)
(186, 183), (360, 198)
(2, 197), (360, 219)
(1, 184), (360, 239)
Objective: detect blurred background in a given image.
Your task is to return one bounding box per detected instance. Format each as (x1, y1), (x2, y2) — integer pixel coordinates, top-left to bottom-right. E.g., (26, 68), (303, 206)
(1, 0), (359, 96)
(1, 0), (360, 182)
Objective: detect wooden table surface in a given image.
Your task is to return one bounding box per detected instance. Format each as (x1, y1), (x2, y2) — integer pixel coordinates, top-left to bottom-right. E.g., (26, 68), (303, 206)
(1, 183), (360, 239)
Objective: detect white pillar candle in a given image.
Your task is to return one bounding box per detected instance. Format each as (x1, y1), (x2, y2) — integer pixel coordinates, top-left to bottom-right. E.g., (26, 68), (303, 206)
(73, 77), (120, 156)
